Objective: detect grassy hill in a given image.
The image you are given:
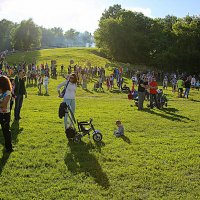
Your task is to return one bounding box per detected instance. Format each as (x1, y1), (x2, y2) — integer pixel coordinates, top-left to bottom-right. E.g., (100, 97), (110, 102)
(0, 48), (200, 199)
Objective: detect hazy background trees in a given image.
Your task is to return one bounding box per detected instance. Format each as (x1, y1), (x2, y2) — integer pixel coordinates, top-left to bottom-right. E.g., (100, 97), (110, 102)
(0, 18), (94, 51)
(0, 4), (200, 72)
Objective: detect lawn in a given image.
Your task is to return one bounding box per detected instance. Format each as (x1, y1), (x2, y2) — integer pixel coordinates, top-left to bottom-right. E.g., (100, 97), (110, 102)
(0, 48), (200, 199)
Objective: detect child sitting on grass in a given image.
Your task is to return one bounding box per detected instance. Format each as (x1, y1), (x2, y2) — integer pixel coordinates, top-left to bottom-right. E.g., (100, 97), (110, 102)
(114, 120), (124, 137)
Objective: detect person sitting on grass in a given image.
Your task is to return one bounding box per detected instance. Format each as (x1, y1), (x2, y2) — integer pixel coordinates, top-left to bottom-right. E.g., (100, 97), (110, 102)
(114, 120), (124, 137)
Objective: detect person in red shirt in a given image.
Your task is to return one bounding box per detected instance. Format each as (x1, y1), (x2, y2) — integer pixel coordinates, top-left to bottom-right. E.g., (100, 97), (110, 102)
(149, 76), (159, 109)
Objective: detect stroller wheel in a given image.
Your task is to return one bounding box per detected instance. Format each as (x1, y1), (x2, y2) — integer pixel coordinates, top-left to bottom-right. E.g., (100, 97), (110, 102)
(93, 132), (102, 142)
(73, 134), (82, 143)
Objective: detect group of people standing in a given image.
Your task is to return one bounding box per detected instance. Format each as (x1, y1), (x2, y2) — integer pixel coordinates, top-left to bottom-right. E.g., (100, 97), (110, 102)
(137, 75), (159, 110)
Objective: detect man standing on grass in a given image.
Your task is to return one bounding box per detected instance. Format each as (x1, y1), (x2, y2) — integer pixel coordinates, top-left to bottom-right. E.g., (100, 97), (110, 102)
(138, 76), (147, 110)
(14, 70), (27, 121)
(149, 76), (159, 109)
(177, 77), (184, 98)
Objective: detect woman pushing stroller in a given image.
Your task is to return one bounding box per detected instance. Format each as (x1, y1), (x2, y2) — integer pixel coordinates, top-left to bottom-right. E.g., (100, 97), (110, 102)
(57, 73), (77, 129)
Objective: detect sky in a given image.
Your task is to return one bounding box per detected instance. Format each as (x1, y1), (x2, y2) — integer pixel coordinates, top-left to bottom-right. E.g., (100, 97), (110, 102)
(0, 0), (199, 34)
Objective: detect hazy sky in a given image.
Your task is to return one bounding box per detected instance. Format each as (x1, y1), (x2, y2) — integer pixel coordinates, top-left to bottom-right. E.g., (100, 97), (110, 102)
(0, 0), (199, 33)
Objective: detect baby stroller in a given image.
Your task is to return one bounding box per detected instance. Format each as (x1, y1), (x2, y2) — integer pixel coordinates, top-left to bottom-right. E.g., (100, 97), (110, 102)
(147, 89), (168, 109)
(59, 102), (103, 143)
(157, 89), (168, 108)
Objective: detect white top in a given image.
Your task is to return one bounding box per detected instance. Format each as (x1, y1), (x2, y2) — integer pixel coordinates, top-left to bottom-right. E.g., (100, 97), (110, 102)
(57, 80), (77, 99)
(0, 90), (11, 113)
(43, 76), (49, 85)
(191, 77), (196, 85)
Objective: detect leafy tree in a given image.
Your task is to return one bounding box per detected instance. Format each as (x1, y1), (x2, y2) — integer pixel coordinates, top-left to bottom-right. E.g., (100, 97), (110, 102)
(11, 18), (41, 50)
(64, 29), (79, 46)
(100, 4), (124, 21)
(0, 19), (15, 51)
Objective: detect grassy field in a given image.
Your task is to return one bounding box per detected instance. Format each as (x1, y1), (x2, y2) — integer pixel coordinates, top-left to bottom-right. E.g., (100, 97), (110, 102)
(0, 48), (200, 199)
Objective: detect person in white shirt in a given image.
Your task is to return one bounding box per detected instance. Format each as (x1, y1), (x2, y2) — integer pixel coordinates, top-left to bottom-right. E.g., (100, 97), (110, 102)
(0, 76), (13, 152)
(43, 74), (49, 95)
(57, 73), (77, 129)
(191, 76), (196, 87)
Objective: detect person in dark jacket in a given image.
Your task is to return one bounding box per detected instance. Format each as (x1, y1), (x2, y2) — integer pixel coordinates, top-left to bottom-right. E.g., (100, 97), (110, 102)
(14, 70), (27, 121)
(184, 77), (191, 99)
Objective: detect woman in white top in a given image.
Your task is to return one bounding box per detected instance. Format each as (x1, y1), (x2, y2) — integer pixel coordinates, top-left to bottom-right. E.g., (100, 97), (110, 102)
(57, 73), (77, 129)
(43, 74), (49, 95)
(0, 75), (13, 152)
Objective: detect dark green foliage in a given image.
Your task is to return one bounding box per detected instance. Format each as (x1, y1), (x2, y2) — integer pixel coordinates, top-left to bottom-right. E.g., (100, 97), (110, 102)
(95, 5), (200, 72)
(0, 19), (16, 51)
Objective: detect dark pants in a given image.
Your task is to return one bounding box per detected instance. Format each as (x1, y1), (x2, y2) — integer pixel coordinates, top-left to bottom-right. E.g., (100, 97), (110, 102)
(0, 113), (12, 151)
(14, 94), (24, 120)
(150, 94), (159, 108)
(138, 91), (145, 110)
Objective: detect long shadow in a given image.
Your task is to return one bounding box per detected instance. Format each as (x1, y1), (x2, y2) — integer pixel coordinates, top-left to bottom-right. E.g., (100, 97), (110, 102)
(190, 99), (200, 103)
(82, 88), (94, 94)
(64, 141), (109, 188)
(0, 120), (23, 175)
(121, 135), (131, 144)
(144, 108), (191, 122)
(110, 89), (121, 94)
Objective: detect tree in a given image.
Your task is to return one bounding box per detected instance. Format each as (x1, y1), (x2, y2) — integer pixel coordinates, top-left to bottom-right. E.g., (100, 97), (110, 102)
(11, 18), (41, 50)
(100, 4), (124, 21)
(0, 19), (15, 51)
(64, 29), (79, 46)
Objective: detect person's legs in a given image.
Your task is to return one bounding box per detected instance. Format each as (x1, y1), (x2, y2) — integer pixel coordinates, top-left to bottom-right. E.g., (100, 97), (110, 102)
(153, 94), (159, 108)
(64, 99), (76, 129)
(138, 92), (145, 110)
(150, 94), (154, 108)
(14, 95), (20, 120)
(44, 85), (48, 94)
(17, 95), (24, 119)
(1, 113), (12, 151)
(185, 88), (190, 98)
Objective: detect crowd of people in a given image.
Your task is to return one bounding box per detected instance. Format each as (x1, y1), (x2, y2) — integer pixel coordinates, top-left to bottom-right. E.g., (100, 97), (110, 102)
(0, 54), (200, 151)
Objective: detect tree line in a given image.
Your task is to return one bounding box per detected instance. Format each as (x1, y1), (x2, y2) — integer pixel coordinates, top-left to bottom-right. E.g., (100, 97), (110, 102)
(94, 4), (200, 72)
(0, 18), (94, 51)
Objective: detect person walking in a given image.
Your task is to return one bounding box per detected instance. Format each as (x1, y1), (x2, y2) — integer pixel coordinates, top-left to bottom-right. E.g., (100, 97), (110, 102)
(57, 73), (77, 129)
(0, 76), (13, 152)
(14, 70), (27, 121)
(184, 77), (191, 98)
(177, 77), (184, 98)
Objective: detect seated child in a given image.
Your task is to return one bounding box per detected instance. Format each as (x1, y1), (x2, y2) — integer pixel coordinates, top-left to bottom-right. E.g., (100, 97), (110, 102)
(114, 120), (124, 137)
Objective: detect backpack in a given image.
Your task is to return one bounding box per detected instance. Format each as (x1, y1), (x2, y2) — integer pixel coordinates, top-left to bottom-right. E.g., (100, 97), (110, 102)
(65, 127), (76, 139)
(58, 102), (68, 119)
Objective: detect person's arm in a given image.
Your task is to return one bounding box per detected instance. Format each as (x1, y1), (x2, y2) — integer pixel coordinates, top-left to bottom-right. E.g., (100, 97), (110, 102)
(57, 81), (67, 97)
(0, 95), (10, 112)
(57, 81), (67, 91)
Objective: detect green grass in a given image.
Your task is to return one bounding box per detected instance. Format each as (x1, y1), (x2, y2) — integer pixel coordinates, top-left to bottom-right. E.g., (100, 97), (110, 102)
(0, 48), (200, 199)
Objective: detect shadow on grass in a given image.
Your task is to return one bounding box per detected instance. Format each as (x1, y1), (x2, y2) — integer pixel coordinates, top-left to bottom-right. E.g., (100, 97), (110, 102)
(121, 135), (131, 144)
(65, 141), (109, 188)
(0, 120), (23, 175)
(26, 83), (37, 88)
(144, 108), (191, 122)
(110, 89), (121, 94)
(190, 99), (200, 103)
(82, 88), (94, 94)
